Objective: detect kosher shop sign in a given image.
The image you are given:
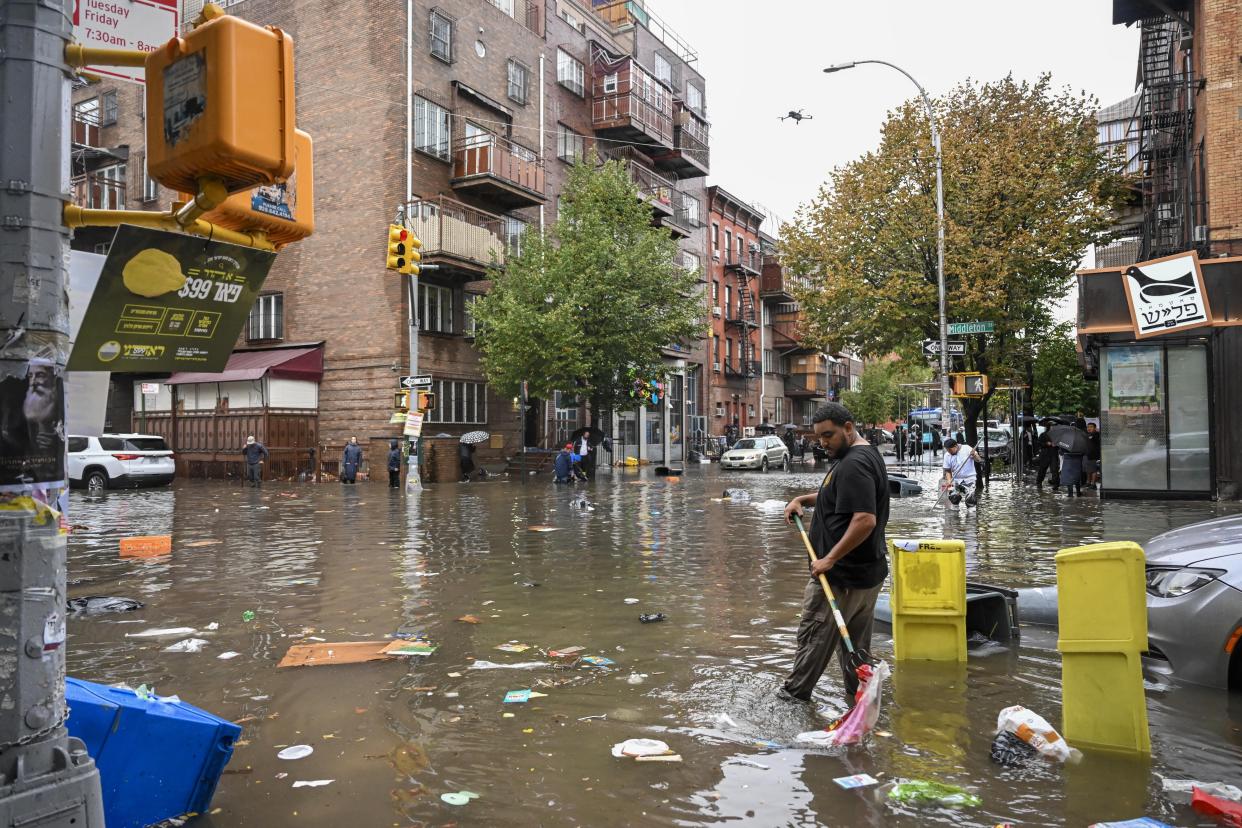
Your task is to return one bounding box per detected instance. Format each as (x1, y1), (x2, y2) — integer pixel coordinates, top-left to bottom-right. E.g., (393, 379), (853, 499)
(73, 0), (178, 85)
(68, 225), (275, 373)
(1121, 251), (1213, 339)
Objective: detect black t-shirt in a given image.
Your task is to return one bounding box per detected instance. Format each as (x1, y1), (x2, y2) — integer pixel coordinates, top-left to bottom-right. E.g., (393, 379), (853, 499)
(809, 443), (890, 590)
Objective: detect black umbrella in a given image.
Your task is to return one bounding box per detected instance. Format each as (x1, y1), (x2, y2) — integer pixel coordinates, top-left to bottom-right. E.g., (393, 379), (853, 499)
(1046, 424), (1090, 455)
(569, 426), (606, 446)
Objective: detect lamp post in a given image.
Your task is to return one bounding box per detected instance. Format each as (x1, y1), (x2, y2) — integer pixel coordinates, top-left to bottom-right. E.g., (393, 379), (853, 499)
(823, 60), (950, 438)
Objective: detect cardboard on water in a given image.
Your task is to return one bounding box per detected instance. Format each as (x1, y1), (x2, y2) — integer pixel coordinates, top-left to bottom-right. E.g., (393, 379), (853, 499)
(277, 641), (392, 668)
(120, 535), (172, 558)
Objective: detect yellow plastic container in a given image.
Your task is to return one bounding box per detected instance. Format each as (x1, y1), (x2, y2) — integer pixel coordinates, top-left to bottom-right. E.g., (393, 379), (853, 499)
(891, 538), (967, 661)
(195, 129), (313, 246)
(1056, 541), (1151, 754)
(145, 14), (295, 195)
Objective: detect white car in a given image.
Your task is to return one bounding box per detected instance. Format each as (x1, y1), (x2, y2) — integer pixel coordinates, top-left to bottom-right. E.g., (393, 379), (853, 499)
(721, 436), (790, 471)
(68, 434), (176, 491)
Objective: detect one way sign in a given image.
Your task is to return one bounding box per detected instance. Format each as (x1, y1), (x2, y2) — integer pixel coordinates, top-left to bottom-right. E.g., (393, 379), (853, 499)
(400, 375), (433, 389)
(922, 339), (966, 357)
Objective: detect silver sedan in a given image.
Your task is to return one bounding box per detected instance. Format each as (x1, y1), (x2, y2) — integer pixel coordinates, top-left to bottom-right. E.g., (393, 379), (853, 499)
(720, 436), (790, 472)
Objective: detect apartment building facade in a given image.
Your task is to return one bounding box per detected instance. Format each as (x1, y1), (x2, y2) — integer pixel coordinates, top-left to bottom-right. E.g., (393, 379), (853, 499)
(69, 0), (712, 474)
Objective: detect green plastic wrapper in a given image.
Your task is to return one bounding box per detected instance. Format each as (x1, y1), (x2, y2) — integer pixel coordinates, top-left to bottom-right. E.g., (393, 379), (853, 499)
(887, 780), (981, 808)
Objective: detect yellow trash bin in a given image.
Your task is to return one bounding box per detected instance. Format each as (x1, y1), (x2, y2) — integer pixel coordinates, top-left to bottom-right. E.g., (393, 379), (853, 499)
(1055, 541), (1151, 754)
(891, 539), (967, 661)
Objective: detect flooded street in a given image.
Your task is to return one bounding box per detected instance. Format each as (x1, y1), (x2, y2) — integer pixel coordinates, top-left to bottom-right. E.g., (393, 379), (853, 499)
(67, 461), (1242, 827)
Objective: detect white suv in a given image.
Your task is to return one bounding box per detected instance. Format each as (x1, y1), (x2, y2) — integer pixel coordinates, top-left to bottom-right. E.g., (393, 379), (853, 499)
(67, 434), (176, 491)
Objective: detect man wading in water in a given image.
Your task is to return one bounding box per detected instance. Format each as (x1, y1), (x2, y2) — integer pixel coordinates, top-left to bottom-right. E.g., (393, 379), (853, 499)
(779, 402), (891, 703)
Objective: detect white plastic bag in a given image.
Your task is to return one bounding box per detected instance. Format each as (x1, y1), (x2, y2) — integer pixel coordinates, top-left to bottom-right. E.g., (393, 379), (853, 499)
(995, 705), (1081, 763)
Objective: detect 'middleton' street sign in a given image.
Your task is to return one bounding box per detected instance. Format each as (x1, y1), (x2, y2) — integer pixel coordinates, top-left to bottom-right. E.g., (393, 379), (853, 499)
(947, 321), (994, 335)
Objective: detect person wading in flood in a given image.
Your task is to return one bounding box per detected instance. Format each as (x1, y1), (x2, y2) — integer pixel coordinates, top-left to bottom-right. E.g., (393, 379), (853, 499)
(780, 402), (891, 703)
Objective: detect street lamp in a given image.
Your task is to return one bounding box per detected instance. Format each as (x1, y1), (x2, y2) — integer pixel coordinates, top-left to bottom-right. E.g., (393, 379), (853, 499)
(823, 60), (951, 438)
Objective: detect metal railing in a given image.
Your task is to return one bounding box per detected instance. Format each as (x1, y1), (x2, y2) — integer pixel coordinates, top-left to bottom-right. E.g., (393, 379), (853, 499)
(453, 133), (545, 198)
(588, 0), (698, 64)
(592, 60), (674, 147)
(724, 251), (761, 274)
(71, 171), (125, 210)
(406, 195), (506, 269)
(627, 161), (673, 210)
(674, 102), (709, 167)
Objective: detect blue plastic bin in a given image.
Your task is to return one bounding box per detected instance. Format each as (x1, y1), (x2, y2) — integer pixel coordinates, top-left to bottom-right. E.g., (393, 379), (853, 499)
(66, 677), (241, 828)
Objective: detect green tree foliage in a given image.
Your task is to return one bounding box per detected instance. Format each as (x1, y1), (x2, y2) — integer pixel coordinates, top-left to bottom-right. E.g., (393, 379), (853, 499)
(1032, 323), (1099, 416)
(782, 75), (1125, 442)
(471, 156), (705, 420)
(843, 361), (933, 427)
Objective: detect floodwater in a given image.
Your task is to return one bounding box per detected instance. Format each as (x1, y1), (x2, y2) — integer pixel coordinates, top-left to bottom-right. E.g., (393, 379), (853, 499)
(66, 458), (1242, 827)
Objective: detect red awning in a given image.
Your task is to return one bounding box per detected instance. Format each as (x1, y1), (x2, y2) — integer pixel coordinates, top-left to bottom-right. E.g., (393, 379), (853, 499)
(165, 346), (324, 385)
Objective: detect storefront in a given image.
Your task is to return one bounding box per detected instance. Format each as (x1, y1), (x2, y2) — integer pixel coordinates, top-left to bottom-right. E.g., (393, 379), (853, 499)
(1078, 252), (1242, 499)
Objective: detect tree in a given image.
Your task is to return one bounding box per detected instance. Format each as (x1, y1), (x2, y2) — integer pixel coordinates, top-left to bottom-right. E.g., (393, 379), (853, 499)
(1032, 323), (1098, 416)
(843, 360), (932, 427)
(782, 75), (1126, 445)
(471, 156), (705, 425)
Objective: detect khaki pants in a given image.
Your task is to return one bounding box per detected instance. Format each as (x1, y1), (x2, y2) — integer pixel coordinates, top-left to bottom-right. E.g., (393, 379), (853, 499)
(782, 579), (883, 702)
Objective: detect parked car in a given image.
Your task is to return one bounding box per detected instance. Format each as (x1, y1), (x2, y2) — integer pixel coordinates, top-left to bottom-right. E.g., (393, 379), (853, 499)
(1143, 515), (1242, 690)
(977, 428), (1012, 464)
(720, 436), (790, 472)
(68, 434), (176, 491)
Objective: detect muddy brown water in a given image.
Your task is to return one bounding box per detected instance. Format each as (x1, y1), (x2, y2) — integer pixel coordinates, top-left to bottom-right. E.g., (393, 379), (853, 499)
(66, 460), (1242, 827)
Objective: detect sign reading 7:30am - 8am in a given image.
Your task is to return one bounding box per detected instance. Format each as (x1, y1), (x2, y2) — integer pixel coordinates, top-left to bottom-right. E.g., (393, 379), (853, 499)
(68, 225), (275, 373)
(73, 0), (178, 85)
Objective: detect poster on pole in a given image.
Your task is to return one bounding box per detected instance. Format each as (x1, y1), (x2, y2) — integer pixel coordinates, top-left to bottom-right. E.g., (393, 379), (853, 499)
(1121, 251), (1212, 339)
(0, 360), (66, 490)
(68, 225), (275, 373)
(72, 0), (179, 85)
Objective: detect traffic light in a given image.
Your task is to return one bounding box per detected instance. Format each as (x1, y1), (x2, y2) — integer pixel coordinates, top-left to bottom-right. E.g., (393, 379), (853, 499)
(415, 390), (435, 411)
(950, 373), (989, 397)
(394, 390), (410, 410)
(386, 225), (422, 275)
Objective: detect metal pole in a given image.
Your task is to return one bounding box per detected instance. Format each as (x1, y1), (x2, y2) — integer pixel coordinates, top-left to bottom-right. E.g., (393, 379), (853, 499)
(824, 60), (950, 435)
(0, 0), (104, 821)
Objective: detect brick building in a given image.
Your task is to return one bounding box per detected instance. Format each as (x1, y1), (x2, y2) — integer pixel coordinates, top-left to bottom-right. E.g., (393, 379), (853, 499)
(69, 0), (713, 475)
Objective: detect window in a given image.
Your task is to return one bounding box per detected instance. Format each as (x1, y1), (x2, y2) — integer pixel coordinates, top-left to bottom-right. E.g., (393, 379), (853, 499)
(715, 401), (724, 417)
(724, 229), (731, 257)
(101, 90), (118, 126)
(425, 379), (488, 424)
(712, 335), (720, 367)
(681, 251), (700, 278)
(726, 338), (734, 368)
(711, 222), (719, 250)
(556, 48), (584, 96)
(686, 83), (703, 114)
(602, 73), (618, 94)
(429, 10), (452, 62)
(680, 194), (700, 227)
(414, 96), (451, 160)
(556, 124), (584, 163)
(763, 348), (776, 374)
(489, 0), (514, 15)
(653, 53), (672, 85)
(248, 293), (283, 340)
(711, 280), (719, 301)
(93, 163), (126, 210)
(774, 396), (785, 423)
(737, 235), (745, 260)
(507, 59), (529, 105)
(724, 285), (732, 318)
(464, 293), (481, 337)
(419, 283), (454, 333)
(140, 153), (158, 202)
(503, 215), (527, 256)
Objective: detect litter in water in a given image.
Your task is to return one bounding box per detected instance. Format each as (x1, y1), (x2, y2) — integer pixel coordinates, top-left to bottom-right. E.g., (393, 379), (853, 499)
(611, 739), (670, 758)
(886, 780), (981, 808)
(217, 651), (240, 660)
(626, 673), (647, 685)
(162, 638), (209, 653)
(241, 610), (255, 622)
(382, 640), (438, 657)
(292, 780), (333, 788)
(277, 641), (392, 668)
(468, 660), (548, 670)
(119, 536), (172, 558)
(495, 642), (533, 653)
(549, 646), (584, 658)
(797, 661), (889, 747)
(1088, 820), (1174, 828)
(636, 754), (682, 763)
(639, 614), (665, 624)
(995, 705), (1081, 763)
(990, 731), (1037, 768)
(126, 627), (196, 639)
(441, 791), (480, 806)
(624, 598), (639, 604)
(67, 597), (143, 615)
(1192, 787), (1242, 824)
(1162, 778), (1242, 801)
(504, 690), (532, 703)
(456, 615), (481, 624)
(277, 745), (314, 760)
(834, 774), (880, 789)
(581, 656), (614, 667)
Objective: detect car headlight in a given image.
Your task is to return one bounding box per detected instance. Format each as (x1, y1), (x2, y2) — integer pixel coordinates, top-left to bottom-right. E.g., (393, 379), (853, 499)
(1145, 566), (1224, 598)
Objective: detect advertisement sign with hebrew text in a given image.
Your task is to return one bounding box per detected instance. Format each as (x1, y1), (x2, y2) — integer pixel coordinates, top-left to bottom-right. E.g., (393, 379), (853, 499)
(1121, 251), (1212, 339)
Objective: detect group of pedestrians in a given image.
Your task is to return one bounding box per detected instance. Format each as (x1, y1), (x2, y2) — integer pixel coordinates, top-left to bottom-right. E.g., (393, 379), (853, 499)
(1030, 412), (1101, 497)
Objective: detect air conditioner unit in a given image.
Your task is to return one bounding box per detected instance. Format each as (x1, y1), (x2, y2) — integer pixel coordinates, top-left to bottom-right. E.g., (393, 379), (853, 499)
(712, 362), (721, 371)
(712, 306), (722, 317)
(712, 250), (720, 260)
(1193, 225), (1208, 243)
(743, 426), (755, 437)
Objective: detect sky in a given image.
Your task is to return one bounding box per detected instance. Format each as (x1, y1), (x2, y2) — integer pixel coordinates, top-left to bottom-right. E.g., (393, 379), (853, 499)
(651, 1), (1141, 232)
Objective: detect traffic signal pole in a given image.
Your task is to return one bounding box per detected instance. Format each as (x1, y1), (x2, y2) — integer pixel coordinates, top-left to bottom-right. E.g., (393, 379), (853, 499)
(0, 0), (105, 822)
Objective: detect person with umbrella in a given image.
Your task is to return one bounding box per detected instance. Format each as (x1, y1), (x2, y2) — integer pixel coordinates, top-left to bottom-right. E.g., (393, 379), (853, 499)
(458, 431), (489, 481)
(1048, 423), (1090, 498)
(1036, 422), (1061, 490)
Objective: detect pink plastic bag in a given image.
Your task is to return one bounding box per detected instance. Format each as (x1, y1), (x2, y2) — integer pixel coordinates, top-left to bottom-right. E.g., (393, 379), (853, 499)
(796, 660), (890, 747)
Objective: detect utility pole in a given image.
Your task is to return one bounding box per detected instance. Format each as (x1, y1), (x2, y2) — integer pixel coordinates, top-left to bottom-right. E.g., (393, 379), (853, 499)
(0, 0), (105, 822)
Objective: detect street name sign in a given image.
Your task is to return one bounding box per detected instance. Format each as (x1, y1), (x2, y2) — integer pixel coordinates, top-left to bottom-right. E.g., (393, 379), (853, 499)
(947, 321), (994, 335)
(400, 375), (432, 389)
(922, 339), (967, 356)
(73, 0), (179, 85)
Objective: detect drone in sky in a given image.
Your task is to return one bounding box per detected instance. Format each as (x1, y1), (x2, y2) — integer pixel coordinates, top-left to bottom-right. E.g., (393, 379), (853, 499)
(779, 109), (813, 125)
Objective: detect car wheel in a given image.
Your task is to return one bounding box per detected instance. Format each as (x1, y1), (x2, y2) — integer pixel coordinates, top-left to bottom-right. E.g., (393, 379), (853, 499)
(761, 456), (769, 472)
(85, 469), (108, 491)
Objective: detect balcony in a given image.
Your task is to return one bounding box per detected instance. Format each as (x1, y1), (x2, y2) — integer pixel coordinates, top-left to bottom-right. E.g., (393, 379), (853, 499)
(724, 251), (761, 276)
(486, 0), (544, 37)
(71, 171), (126, 211)
(588, 1), (698, 65)
(406, 196), (506, 276)
(760, 259), (797, 301)
(626, 160), (674, 216)
(651, 102), (709, 178)
(724, 360), (761, 380)
(785, 373), (828, 398)
(592, 58), (674, 150)
(451, 134), (546, 210)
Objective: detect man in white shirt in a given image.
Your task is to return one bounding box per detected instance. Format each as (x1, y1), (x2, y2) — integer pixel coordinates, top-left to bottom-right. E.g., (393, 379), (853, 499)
(942, 438), (983, 507)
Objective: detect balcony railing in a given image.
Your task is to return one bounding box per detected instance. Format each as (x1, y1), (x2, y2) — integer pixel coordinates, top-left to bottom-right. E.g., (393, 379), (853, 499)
(71, 171), (125, 210)
(588, 0), (698, 64)
(71, 110), (101, 148)
(675, 102), (709, 164)
(592, 59), (674, 148)
(627, 161), (674, 212)
(724, 251), (761, 275)
(724, 360), (761, 379)
(487, 0), (544, 37)
(452, 134), (546, 207)
(785, 373), (828, 396)
(406, 196), (506, 272)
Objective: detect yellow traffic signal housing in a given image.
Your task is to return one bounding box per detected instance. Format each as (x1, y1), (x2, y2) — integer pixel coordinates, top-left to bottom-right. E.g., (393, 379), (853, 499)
(950, 373), (989, 397)
(405, 234), (422, 276)
(191, 129), (314, 247)
(394, 390), (410, 410)
(145, 13), (296, 195)
(387, 225), (411, 271)
(415, 390), (435, 411)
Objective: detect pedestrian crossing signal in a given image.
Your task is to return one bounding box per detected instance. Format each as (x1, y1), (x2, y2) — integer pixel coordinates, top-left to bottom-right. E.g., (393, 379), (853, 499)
(950, 373), (989, 397)
(394, 390), (410, 410)
(386, 225), (423, 275)
(415, 390), (435, 411)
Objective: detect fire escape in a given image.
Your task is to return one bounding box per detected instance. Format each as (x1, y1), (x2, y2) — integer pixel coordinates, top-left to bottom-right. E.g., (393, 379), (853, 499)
(726, 248), (760, 378)
(1137, 15), (1205, 260)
